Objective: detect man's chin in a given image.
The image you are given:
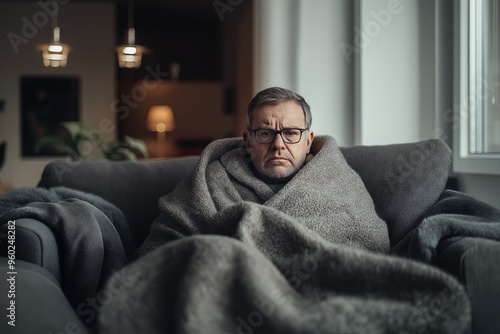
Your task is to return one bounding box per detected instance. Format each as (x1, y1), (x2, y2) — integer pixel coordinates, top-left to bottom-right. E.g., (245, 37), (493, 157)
(260, 167), (296, 183)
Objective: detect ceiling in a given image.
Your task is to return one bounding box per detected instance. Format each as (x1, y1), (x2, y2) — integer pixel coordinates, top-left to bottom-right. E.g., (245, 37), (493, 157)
(116, 0), (219, 26)
(1, 0), (221, 27)
(1, 0), (248, 80)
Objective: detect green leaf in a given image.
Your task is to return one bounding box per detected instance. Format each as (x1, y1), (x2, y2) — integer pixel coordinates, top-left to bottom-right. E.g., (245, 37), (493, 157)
(36, 121), (149, 161)
(61, 122), (85, 140)
(34, 136), (68, 153)
(123, 135), (149, 158)
(105, 140), (122, 151)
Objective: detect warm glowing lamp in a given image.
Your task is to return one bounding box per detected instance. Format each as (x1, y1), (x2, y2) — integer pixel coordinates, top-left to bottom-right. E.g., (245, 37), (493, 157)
(116, 0), (148, 69)
(36, 1), (72, 68)
(116, 28), (147, 69)
(147, 105), (175, 157)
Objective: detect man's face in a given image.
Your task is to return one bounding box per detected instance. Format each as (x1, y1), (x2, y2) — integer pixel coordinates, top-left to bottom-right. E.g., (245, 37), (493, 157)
(243, 100), (314, 182)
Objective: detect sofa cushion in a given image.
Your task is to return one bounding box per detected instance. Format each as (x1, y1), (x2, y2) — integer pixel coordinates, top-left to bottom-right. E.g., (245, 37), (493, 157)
(37, 157), (199, 246)
(340, 139), (452, 247)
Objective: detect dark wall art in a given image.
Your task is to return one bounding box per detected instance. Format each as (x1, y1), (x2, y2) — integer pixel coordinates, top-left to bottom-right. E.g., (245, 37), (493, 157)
(21, 76), (79, 157)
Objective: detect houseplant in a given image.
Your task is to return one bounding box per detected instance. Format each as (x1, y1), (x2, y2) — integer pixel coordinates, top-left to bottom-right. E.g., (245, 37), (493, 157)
(35, 122), (148, 161)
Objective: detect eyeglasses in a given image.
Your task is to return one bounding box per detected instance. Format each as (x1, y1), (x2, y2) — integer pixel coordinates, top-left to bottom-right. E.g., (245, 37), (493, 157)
(251, 128), (307, 144)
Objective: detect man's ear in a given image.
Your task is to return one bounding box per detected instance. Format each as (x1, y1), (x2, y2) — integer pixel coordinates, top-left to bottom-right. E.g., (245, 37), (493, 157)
(305, 131), (314, 153)
(243, 131), (251, 149)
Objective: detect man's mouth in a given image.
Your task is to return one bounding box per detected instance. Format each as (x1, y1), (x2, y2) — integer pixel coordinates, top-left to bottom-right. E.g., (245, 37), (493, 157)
(267, 157), (288, 163)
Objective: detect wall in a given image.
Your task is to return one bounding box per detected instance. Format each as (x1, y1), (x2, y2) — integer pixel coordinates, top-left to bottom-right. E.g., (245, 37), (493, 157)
(253, 0), (354, 146)
(0, 1), (116, 188)
(355, 0), (420, 145)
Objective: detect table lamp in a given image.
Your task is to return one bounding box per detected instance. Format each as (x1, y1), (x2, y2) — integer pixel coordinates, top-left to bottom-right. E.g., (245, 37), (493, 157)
(147, 105), (175, 157)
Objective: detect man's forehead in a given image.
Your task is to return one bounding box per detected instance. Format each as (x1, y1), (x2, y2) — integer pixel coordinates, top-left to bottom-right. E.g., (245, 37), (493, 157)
(253, 101), (305, 124)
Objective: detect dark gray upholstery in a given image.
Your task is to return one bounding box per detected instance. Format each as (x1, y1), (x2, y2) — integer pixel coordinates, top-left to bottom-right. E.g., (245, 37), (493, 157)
(340, 139), (452, 246)
(37, 157), (200, 246)
(0, 258), (89, 334)
(436, 237), (500, 334)
(0, 218), (61, 282)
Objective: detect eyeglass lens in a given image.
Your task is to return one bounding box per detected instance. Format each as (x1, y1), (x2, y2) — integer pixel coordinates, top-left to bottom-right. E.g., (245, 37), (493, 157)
(256, 129), (303, 143)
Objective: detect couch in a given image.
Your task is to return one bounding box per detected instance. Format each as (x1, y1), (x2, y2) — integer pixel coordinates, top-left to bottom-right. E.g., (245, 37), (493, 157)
(0, 138), (499, 334)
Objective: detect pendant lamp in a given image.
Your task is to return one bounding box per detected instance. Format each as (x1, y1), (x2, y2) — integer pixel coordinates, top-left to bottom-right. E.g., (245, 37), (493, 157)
(36, 0), (72, 67)
(116, 0), (148, 69)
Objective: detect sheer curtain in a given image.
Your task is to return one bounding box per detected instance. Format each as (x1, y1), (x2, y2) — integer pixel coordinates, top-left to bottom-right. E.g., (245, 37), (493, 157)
(252, 0), (354, 146)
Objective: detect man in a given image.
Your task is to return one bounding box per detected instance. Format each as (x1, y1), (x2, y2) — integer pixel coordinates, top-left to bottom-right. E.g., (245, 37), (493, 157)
(137, 87), (389, 256)
(101, 88), (470, 334)
(243, 87), (314, 186)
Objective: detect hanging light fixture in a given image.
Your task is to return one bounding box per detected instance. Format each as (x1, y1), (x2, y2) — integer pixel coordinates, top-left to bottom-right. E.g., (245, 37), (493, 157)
(116, 0), (148, 69)
(36, 0), (72, 68)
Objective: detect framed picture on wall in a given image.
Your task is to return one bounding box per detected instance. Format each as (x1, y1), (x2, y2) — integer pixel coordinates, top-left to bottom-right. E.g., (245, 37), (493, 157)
(20, 76), (80, 157)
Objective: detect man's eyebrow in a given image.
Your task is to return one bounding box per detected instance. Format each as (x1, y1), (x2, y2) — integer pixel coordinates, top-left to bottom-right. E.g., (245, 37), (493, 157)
(256, 126), (302, 129)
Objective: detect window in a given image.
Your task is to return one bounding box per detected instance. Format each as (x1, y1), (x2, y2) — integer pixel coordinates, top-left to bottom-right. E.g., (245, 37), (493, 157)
(454, 0), (500, 174)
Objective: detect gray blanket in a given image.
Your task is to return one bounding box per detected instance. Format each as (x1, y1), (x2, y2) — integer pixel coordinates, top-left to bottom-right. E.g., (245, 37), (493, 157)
(137, 136), (390, 256)
(99, 136), (471, 334)
(394, 189), (500, 262)
(0, 187), (134, 311)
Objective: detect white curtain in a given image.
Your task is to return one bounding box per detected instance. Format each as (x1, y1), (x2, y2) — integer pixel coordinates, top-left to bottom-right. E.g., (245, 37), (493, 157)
(252, 0), (354, 146)
(253, 0), (427, 146)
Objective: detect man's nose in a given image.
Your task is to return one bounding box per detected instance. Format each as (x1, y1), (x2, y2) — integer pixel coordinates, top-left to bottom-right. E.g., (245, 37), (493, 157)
(271, 132), (286, 149)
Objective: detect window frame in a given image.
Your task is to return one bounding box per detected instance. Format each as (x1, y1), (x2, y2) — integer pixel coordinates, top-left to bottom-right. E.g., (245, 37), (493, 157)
(453, 0), (500, 175)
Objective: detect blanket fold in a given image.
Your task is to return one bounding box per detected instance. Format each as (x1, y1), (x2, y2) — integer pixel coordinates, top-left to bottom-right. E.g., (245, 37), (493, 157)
(0, 186), (135, 257)
(393, 189), (500, 263)
(101, 234), (471, 334)
(102, 136), (473, 334)
(0, 187), (133, 310)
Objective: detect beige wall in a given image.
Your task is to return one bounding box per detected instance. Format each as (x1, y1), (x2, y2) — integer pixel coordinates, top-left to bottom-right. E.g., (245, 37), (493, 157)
(0, 1), (115, 187)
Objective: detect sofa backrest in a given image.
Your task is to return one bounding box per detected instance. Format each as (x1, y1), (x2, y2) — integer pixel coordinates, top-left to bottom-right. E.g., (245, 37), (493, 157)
(340, 138), (452, 246)
(37, 139), (452, 248)
(37, 157), (200, 246)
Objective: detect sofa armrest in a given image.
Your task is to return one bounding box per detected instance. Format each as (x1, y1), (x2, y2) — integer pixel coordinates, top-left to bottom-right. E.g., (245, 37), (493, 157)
(436, 237), (500, 334)
(0, 218), (61, 283)
(0, 258), (89, 334)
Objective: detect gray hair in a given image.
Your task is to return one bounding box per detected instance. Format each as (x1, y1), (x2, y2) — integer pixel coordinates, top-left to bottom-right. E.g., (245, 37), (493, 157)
(246, 87), (312, 130)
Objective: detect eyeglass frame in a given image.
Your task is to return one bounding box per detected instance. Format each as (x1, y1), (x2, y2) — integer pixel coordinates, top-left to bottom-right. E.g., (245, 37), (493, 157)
(250, 128), (308, 144)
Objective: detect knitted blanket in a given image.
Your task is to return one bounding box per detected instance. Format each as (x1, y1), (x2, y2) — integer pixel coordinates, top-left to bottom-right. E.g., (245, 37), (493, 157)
(137, 136), (390, 256)
(99, 136), (471, 334)
(0, 186), (135, 257)
(0, 187), (134, 311)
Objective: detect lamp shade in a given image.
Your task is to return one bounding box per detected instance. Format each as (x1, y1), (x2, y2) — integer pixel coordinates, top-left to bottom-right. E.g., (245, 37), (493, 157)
(116, 44), (145, 69)
(147, 105), (175, 132)
(36, 27), (72, 68)
(116, 28), (149, 69)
